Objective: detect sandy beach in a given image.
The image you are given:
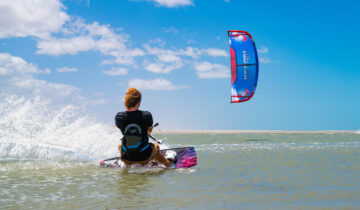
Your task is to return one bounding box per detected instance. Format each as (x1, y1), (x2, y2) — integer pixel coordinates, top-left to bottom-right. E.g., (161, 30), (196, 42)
(153, 130), (358, 134)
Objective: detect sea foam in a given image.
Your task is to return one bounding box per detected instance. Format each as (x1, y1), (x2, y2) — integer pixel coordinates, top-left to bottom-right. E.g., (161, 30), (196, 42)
(0, 94), (120, 162)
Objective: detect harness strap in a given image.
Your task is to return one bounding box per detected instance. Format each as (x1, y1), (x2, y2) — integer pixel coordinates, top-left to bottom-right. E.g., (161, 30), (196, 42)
(127, 141), (142, 149)
(122, 145), (127, 152)
(124, 123), (142, 135)
(139, 143), (150, 152)
(122, 141), (149, 152)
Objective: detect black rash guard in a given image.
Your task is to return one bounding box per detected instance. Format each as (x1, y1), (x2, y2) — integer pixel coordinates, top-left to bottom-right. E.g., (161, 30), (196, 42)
(115, 110), (153, 161)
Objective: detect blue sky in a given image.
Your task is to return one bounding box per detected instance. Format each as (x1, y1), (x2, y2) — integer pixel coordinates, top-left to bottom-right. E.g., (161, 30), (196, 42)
(0, 0), (359, 130)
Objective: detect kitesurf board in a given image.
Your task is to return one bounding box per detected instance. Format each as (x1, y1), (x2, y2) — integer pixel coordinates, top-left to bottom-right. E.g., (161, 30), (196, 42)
(99, 147), (197, 169)
(160, 147), (197, 168)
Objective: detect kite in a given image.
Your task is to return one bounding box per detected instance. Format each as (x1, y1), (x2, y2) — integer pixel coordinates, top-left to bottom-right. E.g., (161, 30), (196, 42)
(228, 30), (259, 103)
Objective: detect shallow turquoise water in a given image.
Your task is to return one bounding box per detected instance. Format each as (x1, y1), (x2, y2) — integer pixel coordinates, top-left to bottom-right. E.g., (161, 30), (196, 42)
(1, 133), (360, 209)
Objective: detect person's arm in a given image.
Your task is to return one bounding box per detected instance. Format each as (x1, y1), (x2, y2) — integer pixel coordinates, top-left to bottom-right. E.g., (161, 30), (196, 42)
(154, 144), (171, 167)
(115, 112), (125, 133)
(146, 111), (153, 135)
(148, 126), (153, 135)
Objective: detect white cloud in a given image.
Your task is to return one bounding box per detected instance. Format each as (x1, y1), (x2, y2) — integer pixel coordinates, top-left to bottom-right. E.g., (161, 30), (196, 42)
(178, 47), (202, 58)
(57, 67), (78, 72)
(143, 44), (227, 59)
(152, 0), (194, 8)
(258, 46), (269, 53)
(89, 98), (108, 106)
(259, 57), (271, 64)
(157, 54), (181, 63)
(0, 0), (233, 92)
(0, 53), (50, 76)
(162, 26), (179, 34)
(102, 67), (128, 76)
(128, 78), (188, 90)
(0, 53), (81, 101)
(180, 47), (227, 58)
(0, 1), (145, 68)
(144, 61), (183, 74)
(0, 0), (69, 39)
(143, 43), (228, 76)
(203, 48), (228, 57)
(93, 91), (104, 96)
(37, 36), (95, 55)
(194, 62), (229, 79)
(36, 20), (145, 65)
(143, 44), (175, 56)
(14, 78), (80, 97)
(102, 49), (145, 65)
(257, 46), (270, 63)
(148, 38), (166, 47)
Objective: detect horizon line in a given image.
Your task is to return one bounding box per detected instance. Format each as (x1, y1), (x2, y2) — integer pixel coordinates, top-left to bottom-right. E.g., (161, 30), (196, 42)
(153, 130), (359, 134)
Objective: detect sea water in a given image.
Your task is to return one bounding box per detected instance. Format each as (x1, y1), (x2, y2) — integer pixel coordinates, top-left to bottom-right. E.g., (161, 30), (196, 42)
(1, 95), (360, 209)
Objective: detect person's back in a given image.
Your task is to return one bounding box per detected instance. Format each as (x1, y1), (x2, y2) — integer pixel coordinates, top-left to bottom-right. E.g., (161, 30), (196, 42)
(115, 110), (153, 161)
(115, 88), (171, 167)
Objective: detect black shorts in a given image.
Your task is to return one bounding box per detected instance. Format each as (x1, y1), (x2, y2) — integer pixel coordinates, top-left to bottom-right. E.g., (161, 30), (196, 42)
(121, 143), (153, 162)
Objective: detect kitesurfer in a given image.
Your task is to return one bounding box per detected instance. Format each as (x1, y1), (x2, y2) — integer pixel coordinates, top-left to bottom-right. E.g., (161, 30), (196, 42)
(115, 88), (172, 167)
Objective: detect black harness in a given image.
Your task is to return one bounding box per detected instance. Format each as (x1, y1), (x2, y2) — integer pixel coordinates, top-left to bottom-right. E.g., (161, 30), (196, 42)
(121, 123), (152, 161)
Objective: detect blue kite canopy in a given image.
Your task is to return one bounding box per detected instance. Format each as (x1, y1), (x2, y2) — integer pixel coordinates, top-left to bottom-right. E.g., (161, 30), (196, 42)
(228, 30), (259, 103)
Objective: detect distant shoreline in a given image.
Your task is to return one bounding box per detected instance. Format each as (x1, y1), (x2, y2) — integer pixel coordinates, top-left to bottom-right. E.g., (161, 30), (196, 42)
(153, 130), (358, 134)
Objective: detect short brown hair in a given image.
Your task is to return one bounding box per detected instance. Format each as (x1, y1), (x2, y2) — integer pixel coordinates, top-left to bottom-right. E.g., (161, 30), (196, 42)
(124, 88), (142, 109)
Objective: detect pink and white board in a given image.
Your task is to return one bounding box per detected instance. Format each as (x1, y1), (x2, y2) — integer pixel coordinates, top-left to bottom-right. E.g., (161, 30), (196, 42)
(99, 147), (197, 169)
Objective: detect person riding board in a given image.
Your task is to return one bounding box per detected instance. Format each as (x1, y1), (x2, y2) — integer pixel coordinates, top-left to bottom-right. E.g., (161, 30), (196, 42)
(115, 88), (172, 167)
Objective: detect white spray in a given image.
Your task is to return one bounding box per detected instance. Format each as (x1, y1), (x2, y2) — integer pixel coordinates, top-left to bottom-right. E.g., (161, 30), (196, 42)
(0, 94), (121, 162)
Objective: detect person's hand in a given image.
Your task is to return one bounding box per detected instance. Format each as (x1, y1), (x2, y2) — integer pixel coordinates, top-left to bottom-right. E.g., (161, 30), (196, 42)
(148, 127), (153, 135)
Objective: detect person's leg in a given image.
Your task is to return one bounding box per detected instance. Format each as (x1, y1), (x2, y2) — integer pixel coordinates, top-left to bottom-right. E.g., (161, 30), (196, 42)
(118, 143), (133, 166)
(118, 143), (122, 153)
(120, 143), (155, 166)
(153, 144), (172, 167)
(119, 143), (171, 167)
